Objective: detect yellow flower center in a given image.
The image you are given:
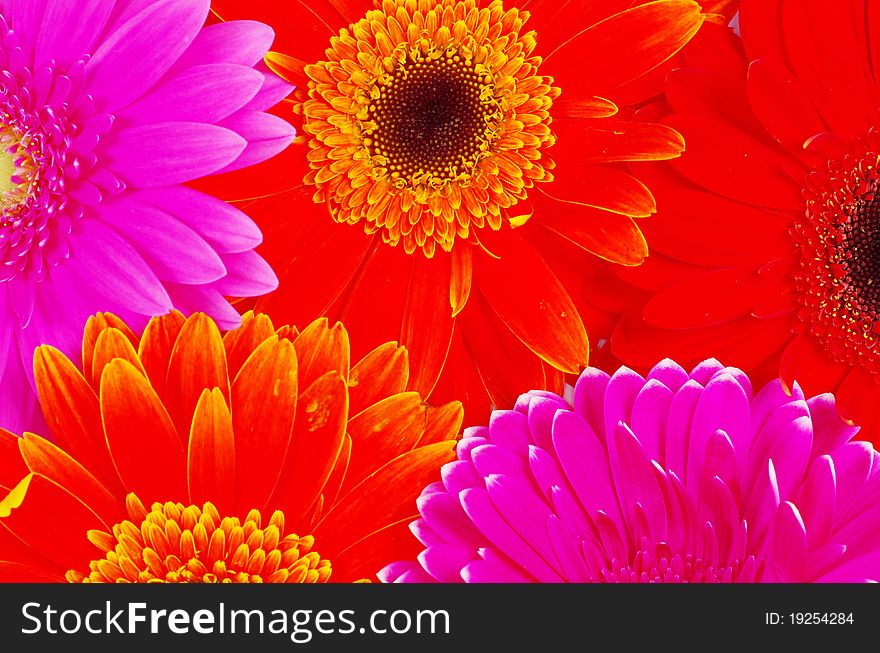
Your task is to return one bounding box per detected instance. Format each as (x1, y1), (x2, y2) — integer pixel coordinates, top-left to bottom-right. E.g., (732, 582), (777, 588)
(67, 494), (332, 584)
(0, 124), (34, 220)
(300, 0), (557, 257)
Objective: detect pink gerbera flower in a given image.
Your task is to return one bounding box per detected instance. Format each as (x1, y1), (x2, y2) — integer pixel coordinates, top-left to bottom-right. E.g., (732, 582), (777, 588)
(0, 0), (294, 433)
(381, 359), (880, 582)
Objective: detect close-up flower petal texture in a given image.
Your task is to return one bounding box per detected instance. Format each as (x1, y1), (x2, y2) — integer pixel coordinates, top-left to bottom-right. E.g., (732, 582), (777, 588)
(0, 0), (295, 434)
(0, 311), (461, 582)
(205, 0), (707, 422)
(382, 359), (880, 582)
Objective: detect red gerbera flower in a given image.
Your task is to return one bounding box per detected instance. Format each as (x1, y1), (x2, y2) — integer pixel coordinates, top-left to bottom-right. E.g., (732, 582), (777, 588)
(600, 5), (880, 439)
(199, 0), (708, 422)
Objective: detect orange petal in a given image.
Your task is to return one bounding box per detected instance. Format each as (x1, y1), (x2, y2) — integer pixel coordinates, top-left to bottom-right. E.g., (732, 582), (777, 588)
(232, 336), (298, 512)
(319, 433), (351, 519)
(418, 401), (464, 447)
(0, 474), (107, 571)
(81, 313), (139, 390)
(138, 311), (186, 400)
(100, 359), (185, 503)
(224, 310), (277, 379)
(272, 371), (347, 526)
(265, 51), (307, 86)
(401, 254), (454, 397)
(33, 346), (121, 494)
(450, 244), (473, 318)
(293, 318), (351, 392)
(92, 327), (146, 388)
(18, 434), (123, 526)
(348, 342), (409, 417)
(165, 313), (231, 436)
(187, 388), (236, 512)
(553, 96), (618, 119)
(475, 230), (589, 373)
(313, 441), (456, 559)
(343, 392), (427, 494)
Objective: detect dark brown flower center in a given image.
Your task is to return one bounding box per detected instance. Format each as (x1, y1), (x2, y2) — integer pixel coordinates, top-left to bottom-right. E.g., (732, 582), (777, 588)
(361, 51), (503, 188)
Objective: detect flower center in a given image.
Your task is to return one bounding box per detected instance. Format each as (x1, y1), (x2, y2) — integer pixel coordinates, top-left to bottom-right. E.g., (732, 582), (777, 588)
(0, 125), (37, 219)
(67, 494), (332, 584)
(360, 49), (502, 190)
(794, 135), (880, 374)
(300, 0), (557, 257)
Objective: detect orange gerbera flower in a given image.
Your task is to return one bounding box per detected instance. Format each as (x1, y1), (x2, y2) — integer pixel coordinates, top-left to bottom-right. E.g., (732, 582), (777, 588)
(198, 0), (708, 421)
(0, 311), (461, 582)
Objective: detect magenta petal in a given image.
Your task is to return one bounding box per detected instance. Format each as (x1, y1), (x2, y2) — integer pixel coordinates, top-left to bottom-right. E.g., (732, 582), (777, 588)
(487, 410), (531, 455)
(120, 64), (265, 125)
(87, 0), (210, 112)
(417, 544), (473, 583)
(572, 367), (610, 436)
(603, 366), (645, 445)
(377, 561), (423, 583)
(132, 186), (263, 255)
(213, 111), (297, 173)
(103, 122), (247, 187)
(664, 380), (703, 482)
(211, 250), (278, 298)
(164, 283), (242, 330)
(67, 219), (171, 315)
(797, 454), (836, 548)
(35, 0), (115, 69)
(174, 20), (274, 69)
(95, 197), (226, 285)
(645, 358), (689, 392)
(417, 491), (483, 550)
(460, 486), (564, 582)
(808, 393), (860, 456)
(630, 378), (674, 463)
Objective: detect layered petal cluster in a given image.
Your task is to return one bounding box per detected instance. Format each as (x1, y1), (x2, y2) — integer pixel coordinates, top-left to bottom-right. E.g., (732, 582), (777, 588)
(0, 311), (461, 582)
(202, 0), (708, 422)
(0, 0), (295, 434)
(383, 359), (880, 582)
(600, 3), (880, 437)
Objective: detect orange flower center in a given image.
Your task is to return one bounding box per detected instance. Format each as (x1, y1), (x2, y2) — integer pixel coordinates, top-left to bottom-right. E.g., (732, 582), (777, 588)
(300, 0), (558, 257)
(0, 124), (35, 220)
(794, 129), (880, 374)
(66, 494), (332, 584)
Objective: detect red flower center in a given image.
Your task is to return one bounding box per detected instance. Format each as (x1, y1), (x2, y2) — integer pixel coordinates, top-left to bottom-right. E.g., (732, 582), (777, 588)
(794, 129), (880, 374)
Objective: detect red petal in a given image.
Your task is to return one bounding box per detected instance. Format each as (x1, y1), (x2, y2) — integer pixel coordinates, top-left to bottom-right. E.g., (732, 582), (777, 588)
(428, 326), (493, 426)
(643, 265), (789, 329)
(0, 429), (26, 489)
(553, 117), (685, 165)
(401, 253), (454, 398)
(313, 442), (456, 559)
(258, 217), (374, 329)
(780, 0), (875, 139)
(0, 474), (106, 571)
(460, 290), (548, 409)
(663, 113), (804, 210)
(101, 359), (185, 504)
(747, 59), (828, 152)
(450, 244), (473, 318)
(334, 245), (411, 364)
(0, 562), (64, 582)
(534, 191), (649, 266)
(544, 163), (656, 218)
(740, 0), (785, 62)
(331, 518), (422, 582)
(545, 0), (704, 96)
(476, 230), (588, 373)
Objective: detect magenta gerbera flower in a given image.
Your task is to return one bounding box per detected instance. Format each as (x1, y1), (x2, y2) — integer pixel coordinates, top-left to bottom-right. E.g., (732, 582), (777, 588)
(0, 0), (294, 432)
(381, 359), (880, 583)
